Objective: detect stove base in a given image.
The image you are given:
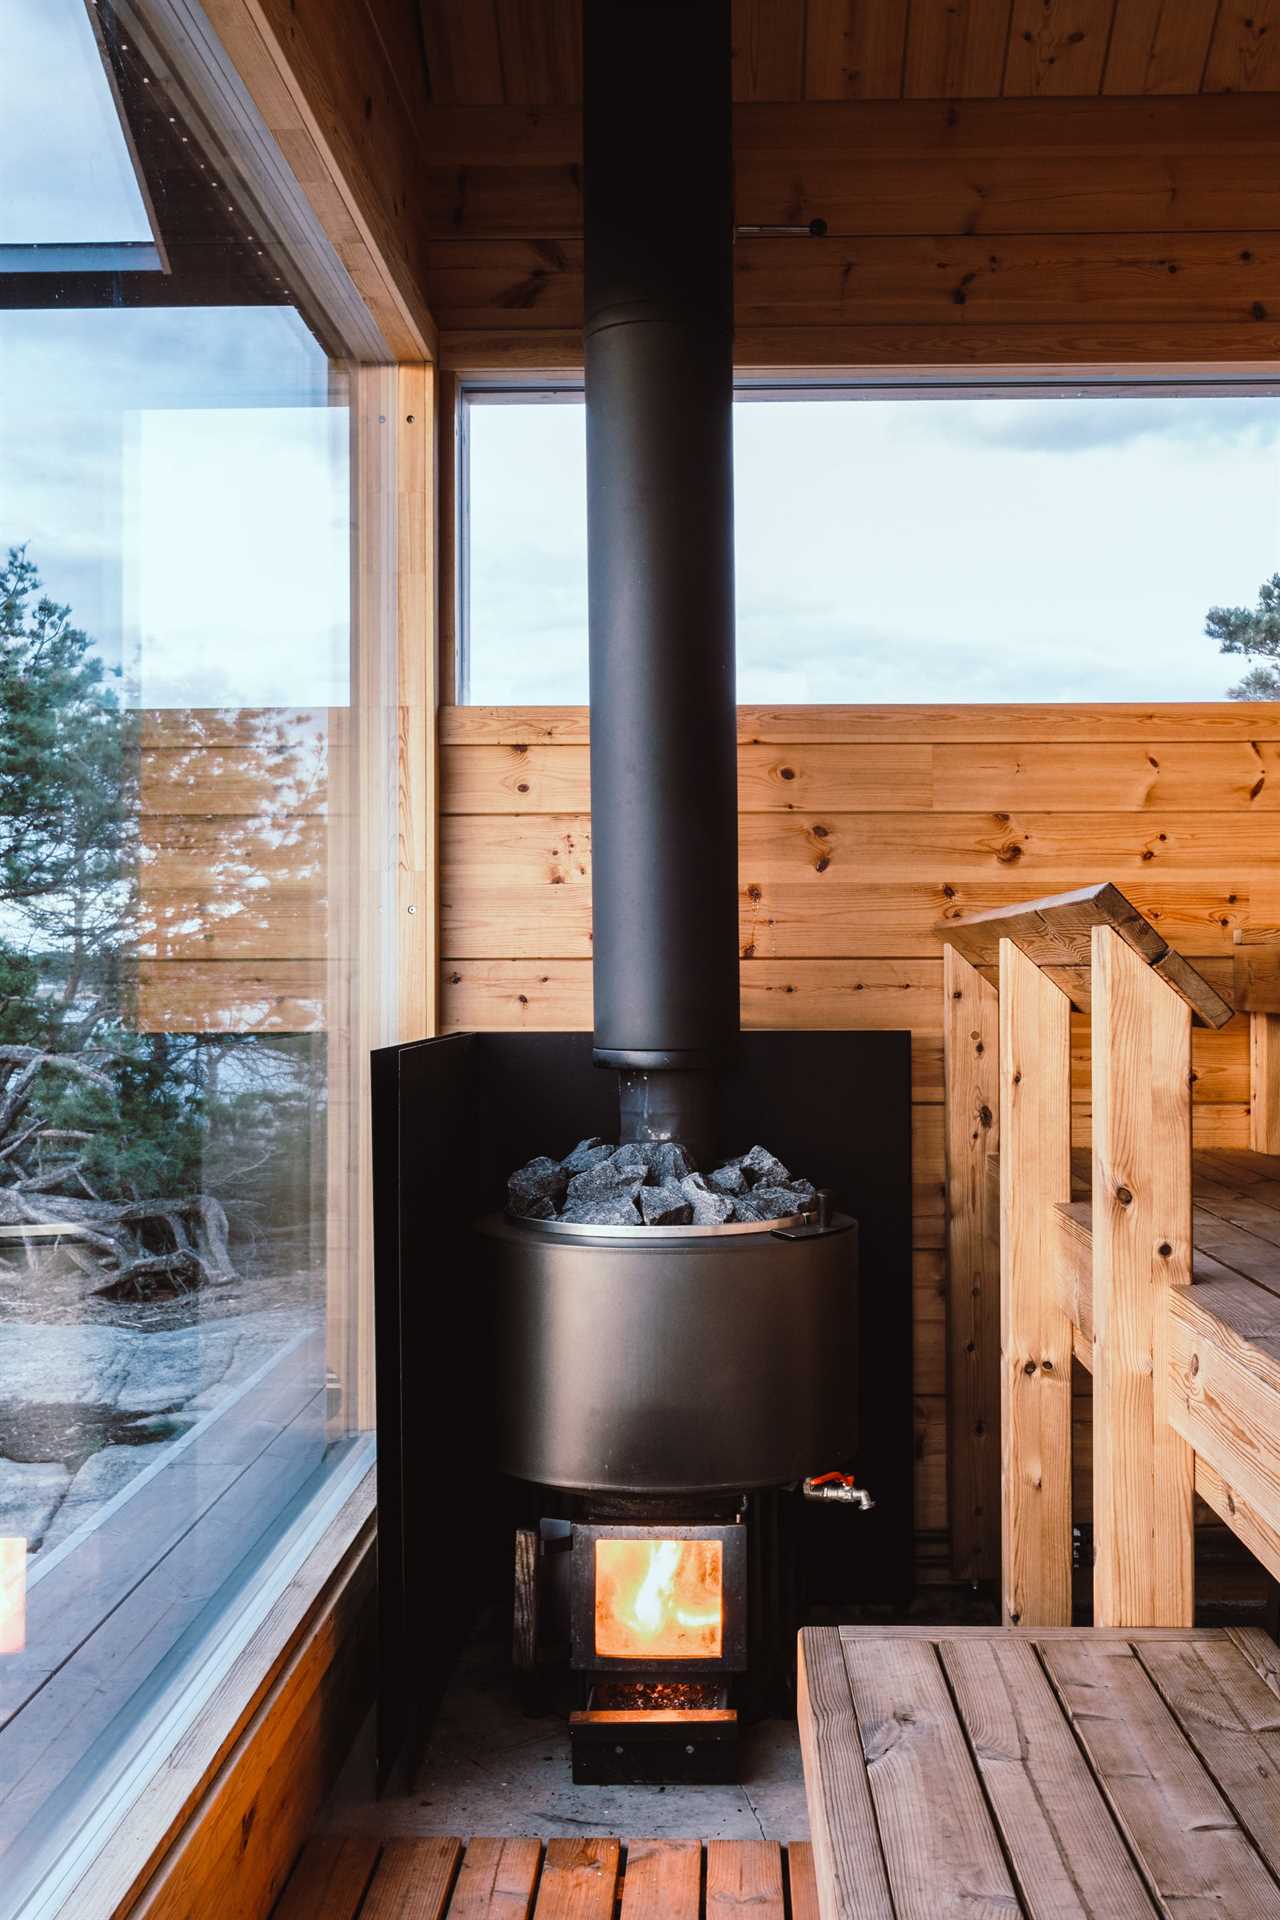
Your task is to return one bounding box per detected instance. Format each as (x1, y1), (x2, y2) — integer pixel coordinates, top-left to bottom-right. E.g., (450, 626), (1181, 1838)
(569, 1694), (739, 1784)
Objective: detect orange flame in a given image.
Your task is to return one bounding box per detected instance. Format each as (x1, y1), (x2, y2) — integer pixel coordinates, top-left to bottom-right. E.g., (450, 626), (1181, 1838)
(594, 1537), (723, 1660)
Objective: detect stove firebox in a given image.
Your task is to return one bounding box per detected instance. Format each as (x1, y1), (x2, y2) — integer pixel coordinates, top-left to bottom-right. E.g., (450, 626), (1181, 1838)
(567, 1519), (747, 1783)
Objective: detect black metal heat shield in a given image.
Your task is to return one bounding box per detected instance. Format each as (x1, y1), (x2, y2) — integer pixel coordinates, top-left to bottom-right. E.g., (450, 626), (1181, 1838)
(478, 1209), (858, 1495)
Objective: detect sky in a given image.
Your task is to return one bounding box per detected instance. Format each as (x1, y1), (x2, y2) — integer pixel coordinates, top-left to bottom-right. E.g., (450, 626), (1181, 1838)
(466, 392), (1280, 705)
(1, 0), (350, 709)
(1, 0), (153, 246)
(0, 305), (349, 707)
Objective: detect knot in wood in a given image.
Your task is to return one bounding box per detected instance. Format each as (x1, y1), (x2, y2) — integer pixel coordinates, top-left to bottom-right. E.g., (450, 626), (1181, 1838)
(1023, 1359), (1037, 1376)
(1158, 1241), (1173, 1258)
(1116, 1185), (1134, 1207)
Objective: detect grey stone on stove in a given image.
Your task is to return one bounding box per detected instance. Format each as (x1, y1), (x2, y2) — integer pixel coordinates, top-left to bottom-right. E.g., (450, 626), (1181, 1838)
(731, 1185), (800, 1223)
(707, 1162), (747, 1195)
(521, 1195), (556, 1220)
(560, 1137), (614, 1174)
(789, 1178), (817, 1209)
(566, 1158), (644, 1207)
(638, 1182), (693, 1227)
(609, 1142), (650, 1180)
(739, 1145), (790, 1189)
(507, 1155), (569, 1217)
(651, 1140), (695, 1183)
(681, 1176), (734, 1226)
(560, 1185), (644, 1227)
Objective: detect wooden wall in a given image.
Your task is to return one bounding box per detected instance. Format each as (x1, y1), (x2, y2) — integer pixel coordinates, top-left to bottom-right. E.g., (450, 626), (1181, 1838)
(418, 94), (1280, 374)
(439, 700), (1280, 1571)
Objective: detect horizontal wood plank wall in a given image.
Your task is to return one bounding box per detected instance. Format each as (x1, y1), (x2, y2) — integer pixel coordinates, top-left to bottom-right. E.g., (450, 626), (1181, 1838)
(418, 95), (1280, 372)
(440, 702), (1280, 1571)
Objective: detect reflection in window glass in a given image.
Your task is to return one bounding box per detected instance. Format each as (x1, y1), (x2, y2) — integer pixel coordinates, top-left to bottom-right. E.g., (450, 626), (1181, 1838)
(464, 392), (1280, 704)
(2, 0), (157, 256)
(0, 2), (371, 1901)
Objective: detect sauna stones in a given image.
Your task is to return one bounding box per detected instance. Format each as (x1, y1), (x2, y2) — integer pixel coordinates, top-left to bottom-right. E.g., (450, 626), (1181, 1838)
(506, 1138), (817, 1226)
(506, 1155), (568, 1217)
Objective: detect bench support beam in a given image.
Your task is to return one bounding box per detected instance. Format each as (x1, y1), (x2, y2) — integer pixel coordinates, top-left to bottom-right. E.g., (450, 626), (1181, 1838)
(1092, 925), (1194, 1629)
(999, 939), (1073, 1627)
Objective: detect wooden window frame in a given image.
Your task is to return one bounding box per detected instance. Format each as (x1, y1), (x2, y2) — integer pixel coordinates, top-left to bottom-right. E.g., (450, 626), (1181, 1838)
(8, 0), (439, 1909)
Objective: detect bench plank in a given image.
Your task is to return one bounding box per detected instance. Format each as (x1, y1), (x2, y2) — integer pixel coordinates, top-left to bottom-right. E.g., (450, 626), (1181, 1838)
(796, 1629), (894, 1920)
(840, 1637), (1019, 1920)
(940, 1636), (1153, 1917)
(940, 883), (1234, 1028)
(1138, 1638), (1280, 1884)
(1040, 1640), (1280, 1916)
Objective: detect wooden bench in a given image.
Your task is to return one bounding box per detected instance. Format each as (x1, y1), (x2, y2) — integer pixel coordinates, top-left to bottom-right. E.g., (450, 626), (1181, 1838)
(939, 882), (1280, 1626)
(274, 1836), (820, 1920)
(798, 1622), (1280, 1920)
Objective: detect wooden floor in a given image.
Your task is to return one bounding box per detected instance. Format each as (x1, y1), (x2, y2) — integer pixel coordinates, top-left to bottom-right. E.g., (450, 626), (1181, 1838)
(800, 1623), (1280, 1919)
(275, 1836), (819, 1920)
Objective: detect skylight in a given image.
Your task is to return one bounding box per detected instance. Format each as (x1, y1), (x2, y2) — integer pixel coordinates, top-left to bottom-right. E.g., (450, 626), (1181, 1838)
(0, 0), (162, 270)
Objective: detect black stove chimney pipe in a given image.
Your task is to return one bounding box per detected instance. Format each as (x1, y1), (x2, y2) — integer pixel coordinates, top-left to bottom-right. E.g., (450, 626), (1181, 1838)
(584, 0), (739, 1164)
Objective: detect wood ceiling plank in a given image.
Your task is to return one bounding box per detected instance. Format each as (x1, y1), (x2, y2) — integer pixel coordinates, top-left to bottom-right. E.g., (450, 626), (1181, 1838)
(732, 0), (806, 100)
(425, 229), (1280, 331)
(1204, 1), (1280, 91)
(1102, 0), (1220, 93)
(804, 0), (909, 100)
(903, 0), (1014, 97)
(420, 0), (505, 103)
(494, 0), (582, 106)
(1003, 0), (1119, 94)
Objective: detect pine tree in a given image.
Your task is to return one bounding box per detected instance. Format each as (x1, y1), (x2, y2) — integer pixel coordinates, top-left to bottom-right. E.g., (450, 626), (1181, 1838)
(1204, 573), (1280, 699)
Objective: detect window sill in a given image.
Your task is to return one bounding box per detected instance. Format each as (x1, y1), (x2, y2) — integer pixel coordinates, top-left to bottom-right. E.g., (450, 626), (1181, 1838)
(24, 1446), (376, 1920)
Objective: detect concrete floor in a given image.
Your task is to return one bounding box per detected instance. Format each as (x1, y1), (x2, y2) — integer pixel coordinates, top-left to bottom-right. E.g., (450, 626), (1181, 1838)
(323, 1625), (809, 1843)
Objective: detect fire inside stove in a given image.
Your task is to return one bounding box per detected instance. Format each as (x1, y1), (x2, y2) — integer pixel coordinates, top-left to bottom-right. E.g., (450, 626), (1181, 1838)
(594, 1536), (723, 1661)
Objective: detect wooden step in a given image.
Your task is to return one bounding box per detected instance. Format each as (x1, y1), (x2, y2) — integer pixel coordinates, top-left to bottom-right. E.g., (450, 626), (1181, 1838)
(274, 1837), (819, 1920)
(800, 1624), (1280, 1920)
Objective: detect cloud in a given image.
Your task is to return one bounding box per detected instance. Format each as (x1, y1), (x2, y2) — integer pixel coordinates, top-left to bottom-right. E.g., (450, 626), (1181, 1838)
(930, 394), (1280, 455)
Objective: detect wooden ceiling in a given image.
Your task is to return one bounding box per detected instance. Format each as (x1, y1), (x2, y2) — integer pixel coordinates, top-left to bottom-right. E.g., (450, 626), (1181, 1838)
(419, 0), (1280, 105)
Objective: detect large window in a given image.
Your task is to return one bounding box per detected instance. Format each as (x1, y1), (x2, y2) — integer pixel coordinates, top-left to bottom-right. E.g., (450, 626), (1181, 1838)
(462, 388), (1280, 704)
(0, 1), (392, 1902)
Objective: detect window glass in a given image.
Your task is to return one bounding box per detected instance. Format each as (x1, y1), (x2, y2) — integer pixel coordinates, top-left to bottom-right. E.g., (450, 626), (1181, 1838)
(463, 391), (1280, 703)
(2, 0), (158, 262)
(0, 1), (377, 1900)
